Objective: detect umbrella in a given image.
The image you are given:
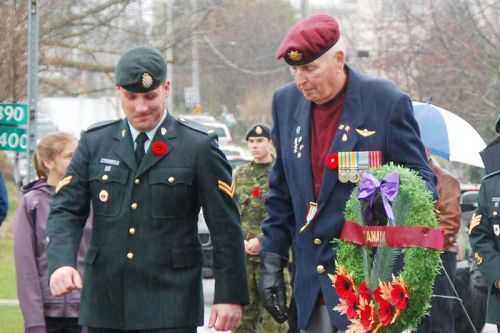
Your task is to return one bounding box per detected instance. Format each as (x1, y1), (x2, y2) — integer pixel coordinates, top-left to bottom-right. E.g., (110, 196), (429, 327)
(412, 102), (486, 168)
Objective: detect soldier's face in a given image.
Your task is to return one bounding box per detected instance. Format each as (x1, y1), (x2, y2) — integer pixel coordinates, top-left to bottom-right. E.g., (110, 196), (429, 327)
(247, 137), (273, 162)
(289, 51), (346, 105)
(117, 81), (170, 132)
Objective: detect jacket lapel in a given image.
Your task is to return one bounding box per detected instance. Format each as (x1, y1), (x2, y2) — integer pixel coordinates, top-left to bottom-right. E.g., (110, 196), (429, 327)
(136, 113), (176, 177)
(293, 96), (315, 204)
(317, 67), (364, 210)
(113, 120), (136, 171)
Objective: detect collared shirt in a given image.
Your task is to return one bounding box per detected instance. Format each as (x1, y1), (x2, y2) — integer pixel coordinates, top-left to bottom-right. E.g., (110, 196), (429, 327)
(128, 109), (167, 153)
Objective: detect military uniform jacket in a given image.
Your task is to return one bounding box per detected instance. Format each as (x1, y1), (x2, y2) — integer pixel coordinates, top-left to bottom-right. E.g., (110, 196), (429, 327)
(234, 160), (273, 261)
(46, 113), (249, 330)
(469, 170), (500, 324)
(261, 66), (437, 330)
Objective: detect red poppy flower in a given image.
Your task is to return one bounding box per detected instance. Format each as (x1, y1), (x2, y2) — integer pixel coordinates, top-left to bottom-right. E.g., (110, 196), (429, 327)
(358, 281), (371, 301)
(377, 301), (394, 326)
(326, 153), (339, 169)
(344, 293), (359, 319)
(151, 141), (168, 156)
(390, 283), (409, 310)
(373, 286), (384, 304)
(252, 187), (261, 197)
(359, 302), (376, 331)
(335, 274), (354, 299)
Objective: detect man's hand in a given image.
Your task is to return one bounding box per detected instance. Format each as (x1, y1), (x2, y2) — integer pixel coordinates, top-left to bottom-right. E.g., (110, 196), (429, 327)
(49, 266), (82, 296)
(259, 252), (288, 323)
(244, 237), (262, 256)
(207, 303), (242, 331)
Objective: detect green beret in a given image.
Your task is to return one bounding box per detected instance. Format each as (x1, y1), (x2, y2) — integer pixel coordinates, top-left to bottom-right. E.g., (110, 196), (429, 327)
(496, 114), (500, 134)
(245, 123), (271, 141)
(115, 46), (166, 93)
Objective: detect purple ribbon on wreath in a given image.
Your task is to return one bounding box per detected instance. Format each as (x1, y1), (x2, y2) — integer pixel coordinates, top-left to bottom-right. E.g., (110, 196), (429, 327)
(358, 172), (400, 223)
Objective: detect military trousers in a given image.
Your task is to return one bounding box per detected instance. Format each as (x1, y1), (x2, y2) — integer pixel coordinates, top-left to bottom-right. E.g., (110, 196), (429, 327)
(300, 304), (345, 333)
(88, 327), (196, 333)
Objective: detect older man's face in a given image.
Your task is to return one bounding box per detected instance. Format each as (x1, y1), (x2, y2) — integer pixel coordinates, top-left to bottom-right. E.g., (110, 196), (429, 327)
(289, 51), (345, 105)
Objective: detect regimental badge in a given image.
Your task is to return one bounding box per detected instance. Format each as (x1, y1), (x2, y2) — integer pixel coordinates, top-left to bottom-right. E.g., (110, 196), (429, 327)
(141, 72), (154, 89)
(288, 50), (303, 62)
(122, 129), (126, 138)
(342, 133), (348, 142)
(474, 252), (483, 265)
(99, 189), (109, 202)
(355, 128), (376, 137)
(469, 213), (482, 233)
(494, 224), (500, 236)
(256, 126), (263, 135)
(161, 127), (167, 136)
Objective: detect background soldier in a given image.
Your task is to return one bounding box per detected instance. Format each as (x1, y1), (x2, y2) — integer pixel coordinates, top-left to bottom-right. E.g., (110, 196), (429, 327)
(46, 46), (249, 333)
(469, 115), (500, 333)
(234, 123), (287, 333)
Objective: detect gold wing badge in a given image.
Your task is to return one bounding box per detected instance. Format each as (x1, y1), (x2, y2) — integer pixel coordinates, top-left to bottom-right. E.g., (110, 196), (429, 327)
(218, 180), (235, 199)
(355, 128), (376, 137)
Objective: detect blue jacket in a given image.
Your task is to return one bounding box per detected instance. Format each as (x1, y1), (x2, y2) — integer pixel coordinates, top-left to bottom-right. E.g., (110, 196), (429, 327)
(262, 66), (437, 330)
(0, 173), (8, 225)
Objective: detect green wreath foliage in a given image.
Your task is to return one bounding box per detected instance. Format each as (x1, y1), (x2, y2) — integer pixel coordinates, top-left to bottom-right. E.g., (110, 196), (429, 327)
(335, 163), (441, 332)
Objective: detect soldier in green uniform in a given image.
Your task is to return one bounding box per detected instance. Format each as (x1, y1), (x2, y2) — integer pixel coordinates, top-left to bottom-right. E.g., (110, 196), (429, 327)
(233, 124), (288, 333)
(45, 46), (249, 333)
(469, 116), (500, 332)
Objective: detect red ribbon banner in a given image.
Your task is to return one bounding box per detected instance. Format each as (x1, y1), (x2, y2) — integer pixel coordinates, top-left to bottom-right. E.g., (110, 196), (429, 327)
(340, 220), (445, 250)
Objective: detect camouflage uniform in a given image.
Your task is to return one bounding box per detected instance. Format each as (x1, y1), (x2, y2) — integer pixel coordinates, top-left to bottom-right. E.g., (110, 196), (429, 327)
(234, 159), (288, 333)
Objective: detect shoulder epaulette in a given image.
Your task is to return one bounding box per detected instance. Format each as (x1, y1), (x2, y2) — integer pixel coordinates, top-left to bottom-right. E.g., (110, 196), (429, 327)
(483, 169), (500, 180)
(176, 117), (210, 135)
(85, 119), (121, 132)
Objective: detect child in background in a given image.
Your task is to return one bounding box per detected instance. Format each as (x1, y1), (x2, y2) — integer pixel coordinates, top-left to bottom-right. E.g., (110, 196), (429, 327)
(14, 132), (92, 333)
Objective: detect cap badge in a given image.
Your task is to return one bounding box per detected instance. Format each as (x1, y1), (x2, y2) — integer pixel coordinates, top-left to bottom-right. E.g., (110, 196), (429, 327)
(255, 126), (263, 135)
(141, 72), (154, 89)
(288, 50), (303, 62)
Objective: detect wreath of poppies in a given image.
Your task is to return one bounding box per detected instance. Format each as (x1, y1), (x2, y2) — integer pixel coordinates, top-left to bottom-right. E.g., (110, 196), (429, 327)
(330, 163), (442, 333)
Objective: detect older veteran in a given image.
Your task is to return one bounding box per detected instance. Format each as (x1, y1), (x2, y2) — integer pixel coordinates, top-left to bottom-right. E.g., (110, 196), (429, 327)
(258, 14), (437, 333)
(46, 45), (249, 333)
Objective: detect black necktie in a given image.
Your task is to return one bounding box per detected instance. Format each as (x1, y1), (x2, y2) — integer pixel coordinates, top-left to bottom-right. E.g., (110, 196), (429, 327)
(135, 132), (148, 165)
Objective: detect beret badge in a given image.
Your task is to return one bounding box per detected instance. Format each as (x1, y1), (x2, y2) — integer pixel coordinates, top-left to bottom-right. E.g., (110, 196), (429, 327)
(141, 72), (154, 89)
(287, 50), (303, 62)
(255, 126), (263, 135)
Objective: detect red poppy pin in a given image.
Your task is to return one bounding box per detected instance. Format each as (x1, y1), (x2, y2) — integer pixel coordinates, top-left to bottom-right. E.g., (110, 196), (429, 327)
(151, 141), (168, 156)
(252, 187), (261, 197)
(326, 153), (338, 169)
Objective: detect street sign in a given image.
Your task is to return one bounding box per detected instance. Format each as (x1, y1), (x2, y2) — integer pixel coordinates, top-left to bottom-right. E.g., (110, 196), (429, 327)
(0, 103), (28, 125)
(0, 126), (28, 152)
(184, 87), (200, 108)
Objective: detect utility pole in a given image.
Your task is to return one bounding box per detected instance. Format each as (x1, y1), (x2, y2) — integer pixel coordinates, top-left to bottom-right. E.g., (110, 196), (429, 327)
(190, 0), (201, 111)
(300, 0), (309, 18)
(27, 0), (39, 182)
(166, 0), (174, 112)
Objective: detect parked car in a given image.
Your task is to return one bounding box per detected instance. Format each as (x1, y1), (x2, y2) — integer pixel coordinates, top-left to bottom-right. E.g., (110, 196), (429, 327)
(200, 122), (233, 145)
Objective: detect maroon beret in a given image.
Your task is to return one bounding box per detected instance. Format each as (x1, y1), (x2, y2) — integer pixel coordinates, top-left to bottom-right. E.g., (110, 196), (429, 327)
(275, 14), (340, 66)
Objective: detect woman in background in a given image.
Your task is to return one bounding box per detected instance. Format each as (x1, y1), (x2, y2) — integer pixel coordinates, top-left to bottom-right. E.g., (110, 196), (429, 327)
(14, 132), (92, 333)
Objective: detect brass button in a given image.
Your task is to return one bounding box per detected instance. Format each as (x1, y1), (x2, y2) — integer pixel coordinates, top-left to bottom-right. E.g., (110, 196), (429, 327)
(316, 265), (325, 274)
(127, 252), (134, 260)
(168, 176), (175, 183)
(131, 203), (138, 210)
(313, 238), (322, 245)
(102, 174), (109, 181)
(134, 178), (140, 185)
(129, 227), (136, 235)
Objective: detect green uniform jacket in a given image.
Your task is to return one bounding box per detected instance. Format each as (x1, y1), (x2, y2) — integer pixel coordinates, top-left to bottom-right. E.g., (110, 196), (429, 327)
(469, 170), (500, 324)
(46, 113), (249, 330)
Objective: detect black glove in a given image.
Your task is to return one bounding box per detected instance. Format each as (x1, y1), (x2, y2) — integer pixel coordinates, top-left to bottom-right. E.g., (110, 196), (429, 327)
(259, 252), (288, 323)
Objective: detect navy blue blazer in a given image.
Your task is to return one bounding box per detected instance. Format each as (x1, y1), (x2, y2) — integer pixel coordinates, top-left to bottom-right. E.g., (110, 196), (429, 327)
(262, 66), (437, 330)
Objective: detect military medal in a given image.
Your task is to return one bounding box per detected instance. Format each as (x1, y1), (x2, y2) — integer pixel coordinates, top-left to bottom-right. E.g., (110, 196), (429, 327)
(338, 152), (349, 183)
(99, 189), (109, 202)
(299, 202), (318, 234)
(348, 152), (360, 183)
